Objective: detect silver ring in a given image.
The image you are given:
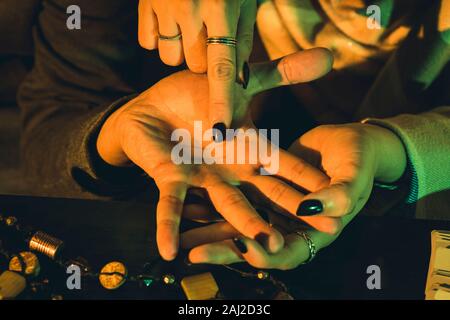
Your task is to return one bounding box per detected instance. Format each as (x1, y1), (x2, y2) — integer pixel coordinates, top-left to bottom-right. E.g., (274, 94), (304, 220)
(206, 36), (237, 47)
(295, 231), (316, 264)
(159, 33), (182, 41)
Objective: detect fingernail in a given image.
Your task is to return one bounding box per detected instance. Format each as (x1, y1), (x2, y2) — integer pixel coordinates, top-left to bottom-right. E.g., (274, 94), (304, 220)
(255, 232), (269, 250)
(256, 208), (270, 222)
(212, 122), (226, 142)
(296, 199), (323, 216)
(242, 61), (250, 89)
(233, 237), (248, 254)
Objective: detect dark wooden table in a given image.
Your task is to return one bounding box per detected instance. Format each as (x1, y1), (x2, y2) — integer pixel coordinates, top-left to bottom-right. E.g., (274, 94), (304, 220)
(1, 194), (449, 300)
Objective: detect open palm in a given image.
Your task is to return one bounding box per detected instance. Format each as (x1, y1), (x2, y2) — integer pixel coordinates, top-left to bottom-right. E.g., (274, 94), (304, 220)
(97, 48), (334, 260)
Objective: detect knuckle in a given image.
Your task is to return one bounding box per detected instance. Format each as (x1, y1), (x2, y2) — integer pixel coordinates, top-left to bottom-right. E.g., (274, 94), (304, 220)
(210, 60), (235, 81)
(268, 183), (288, 203)
(221, 192), (244, 209)
(158, 217), (179, 230)
(187, 59), (207, 73)
(289, 161), (307, 182)
(160, 194), (183, 209)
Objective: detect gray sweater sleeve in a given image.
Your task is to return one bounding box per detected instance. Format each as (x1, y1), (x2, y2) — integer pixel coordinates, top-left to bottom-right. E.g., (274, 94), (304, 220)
(17, 0), (153, 199)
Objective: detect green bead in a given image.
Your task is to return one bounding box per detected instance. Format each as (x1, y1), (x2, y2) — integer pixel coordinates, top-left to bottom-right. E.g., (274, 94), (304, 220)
(143, 278), (153, 287)
(163, 274), (175, 285)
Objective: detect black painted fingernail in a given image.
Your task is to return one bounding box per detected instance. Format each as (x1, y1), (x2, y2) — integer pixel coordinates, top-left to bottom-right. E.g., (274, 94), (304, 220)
(256, 208), (270, 222)
(212, 122), (226, 142)
(255, 232), (270, 250)
(242, 61), (250, 89)
(296, 199), (323, 216)
(233, 237), (248, 254)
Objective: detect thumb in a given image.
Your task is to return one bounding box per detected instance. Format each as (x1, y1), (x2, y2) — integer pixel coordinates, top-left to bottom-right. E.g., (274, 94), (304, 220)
(295, 164), (373, 235)
(246, 48), (333, 96)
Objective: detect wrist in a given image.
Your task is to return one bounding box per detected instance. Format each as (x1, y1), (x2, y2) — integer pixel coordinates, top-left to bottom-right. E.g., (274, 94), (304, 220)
(365, 123), (407, 183)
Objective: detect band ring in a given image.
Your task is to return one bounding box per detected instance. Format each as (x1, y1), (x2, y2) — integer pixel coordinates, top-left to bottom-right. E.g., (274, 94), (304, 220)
(159, 33), (182, 41)
(295, 231), (317, 264)
(206, 36), (237, 47)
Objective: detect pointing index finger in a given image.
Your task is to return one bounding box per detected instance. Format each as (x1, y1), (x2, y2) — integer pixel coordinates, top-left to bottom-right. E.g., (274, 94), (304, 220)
(204, 1), (240, 129)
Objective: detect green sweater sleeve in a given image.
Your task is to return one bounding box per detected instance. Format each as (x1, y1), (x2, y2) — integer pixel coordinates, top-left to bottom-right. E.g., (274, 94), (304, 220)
(365, 107), (450, 203)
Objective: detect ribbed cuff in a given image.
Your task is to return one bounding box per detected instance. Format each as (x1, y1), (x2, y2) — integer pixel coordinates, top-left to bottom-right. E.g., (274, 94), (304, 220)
(361, 118), (418, 203)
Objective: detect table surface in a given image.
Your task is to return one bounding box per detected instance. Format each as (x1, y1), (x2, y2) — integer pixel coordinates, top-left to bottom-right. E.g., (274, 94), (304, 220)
(1, 194), (449, 300)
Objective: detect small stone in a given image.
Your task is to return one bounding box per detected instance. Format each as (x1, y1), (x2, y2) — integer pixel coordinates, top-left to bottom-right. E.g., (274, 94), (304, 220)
(162, 274), (175, 285)
(9, 252), (40, 277)
(257, 271), (269, 280)
(99, 261), (127, 290)
(5, 216), (17, 227)
(143, 278), (154, 287)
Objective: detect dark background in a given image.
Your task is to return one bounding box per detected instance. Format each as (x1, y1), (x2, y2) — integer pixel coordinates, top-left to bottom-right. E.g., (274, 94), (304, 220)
(1, 194), (448, 299)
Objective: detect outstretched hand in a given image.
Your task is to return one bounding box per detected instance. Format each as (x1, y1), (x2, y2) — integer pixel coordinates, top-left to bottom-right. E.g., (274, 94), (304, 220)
(181, 123), (407, 269)
(97, 48), (334, 261)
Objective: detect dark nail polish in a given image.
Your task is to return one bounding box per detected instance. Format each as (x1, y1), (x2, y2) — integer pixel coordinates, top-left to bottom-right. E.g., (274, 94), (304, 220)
(242, 62), (250, 89)
(255, 232), (269, 250)
(255, 208), (270, 222)
(212, 122), (226, 142)
(233, 237), (248, 254)
(296, 199), (323, 216)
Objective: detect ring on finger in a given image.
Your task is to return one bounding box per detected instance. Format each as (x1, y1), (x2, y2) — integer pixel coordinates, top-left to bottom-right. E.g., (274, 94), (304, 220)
(294, 230), (317, 264)
(206, 36), (237, 47)
(159, 33), (182, 41)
